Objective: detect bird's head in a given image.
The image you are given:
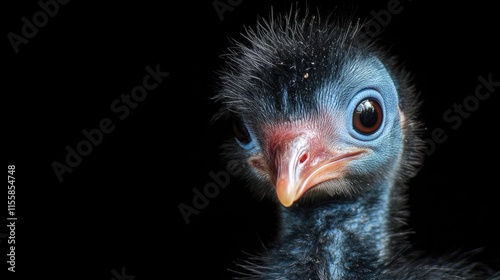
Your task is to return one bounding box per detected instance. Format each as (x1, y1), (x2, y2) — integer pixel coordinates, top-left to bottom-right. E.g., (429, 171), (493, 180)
(214, 8), (424, 207)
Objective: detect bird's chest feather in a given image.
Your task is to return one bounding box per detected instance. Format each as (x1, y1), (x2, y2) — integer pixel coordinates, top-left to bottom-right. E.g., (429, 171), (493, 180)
(262, 196), (390, 279)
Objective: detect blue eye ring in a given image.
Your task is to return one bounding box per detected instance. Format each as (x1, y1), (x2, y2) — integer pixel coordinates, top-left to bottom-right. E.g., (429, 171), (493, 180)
(232, 116), (256, 150)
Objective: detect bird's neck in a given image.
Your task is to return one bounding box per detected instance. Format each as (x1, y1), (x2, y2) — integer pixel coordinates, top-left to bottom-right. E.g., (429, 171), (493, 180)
(278, 181), (393, 278)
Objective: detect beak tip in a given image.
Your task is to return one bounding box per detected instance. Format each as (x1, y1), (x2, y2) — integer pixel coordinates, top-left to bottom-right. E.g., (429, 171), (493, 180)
(277, 193), (296, 207)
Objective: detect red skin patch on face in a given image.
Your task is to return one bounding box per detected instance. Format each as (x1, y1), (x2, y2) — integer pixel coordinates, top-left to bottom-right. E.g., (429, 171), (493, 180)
(250, 119), (365, 207)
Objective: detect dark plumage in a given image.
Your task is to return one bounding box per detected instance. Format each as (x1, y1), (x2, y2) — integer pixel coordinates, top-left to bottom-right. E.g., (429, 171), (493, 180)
(213, 6), (499, 280)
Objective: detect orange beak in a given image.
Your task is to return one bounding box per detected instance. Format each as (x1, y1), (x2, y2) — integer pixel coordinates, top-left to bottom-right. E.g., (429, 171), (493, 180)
(266, 131), (363, 207)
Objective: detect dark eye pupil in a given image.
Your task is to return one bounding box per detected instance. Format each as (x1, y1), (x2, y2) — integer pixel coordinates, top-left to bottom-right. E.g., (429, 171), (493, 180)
(357, 102), (377, 127)
(232, 117), (252, 145)
(353, 99), (383, 135)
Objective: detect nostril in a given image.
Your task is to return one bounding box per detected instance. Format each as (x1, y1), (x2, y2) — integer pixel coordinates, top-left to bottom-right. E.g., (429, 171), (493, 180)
(299, 153), (308, 164)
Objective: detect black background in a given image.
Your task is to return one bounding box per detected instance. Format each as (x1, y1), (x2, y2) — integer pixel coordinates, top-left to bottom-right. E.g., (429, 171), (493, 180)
(4, 0), (499, 279)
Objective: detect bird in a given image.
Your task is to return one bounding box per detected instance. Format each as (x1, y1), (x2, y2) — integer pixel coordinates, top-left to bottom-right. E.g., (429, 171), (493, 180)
(212, 5), (499, 280)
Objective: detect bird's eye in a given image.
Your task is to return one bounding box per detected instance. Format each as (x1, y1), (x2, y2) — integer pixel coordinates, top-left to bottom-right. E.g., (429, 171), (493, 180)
(352, 98), (383, 135)
(232, 116), (252, 146)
